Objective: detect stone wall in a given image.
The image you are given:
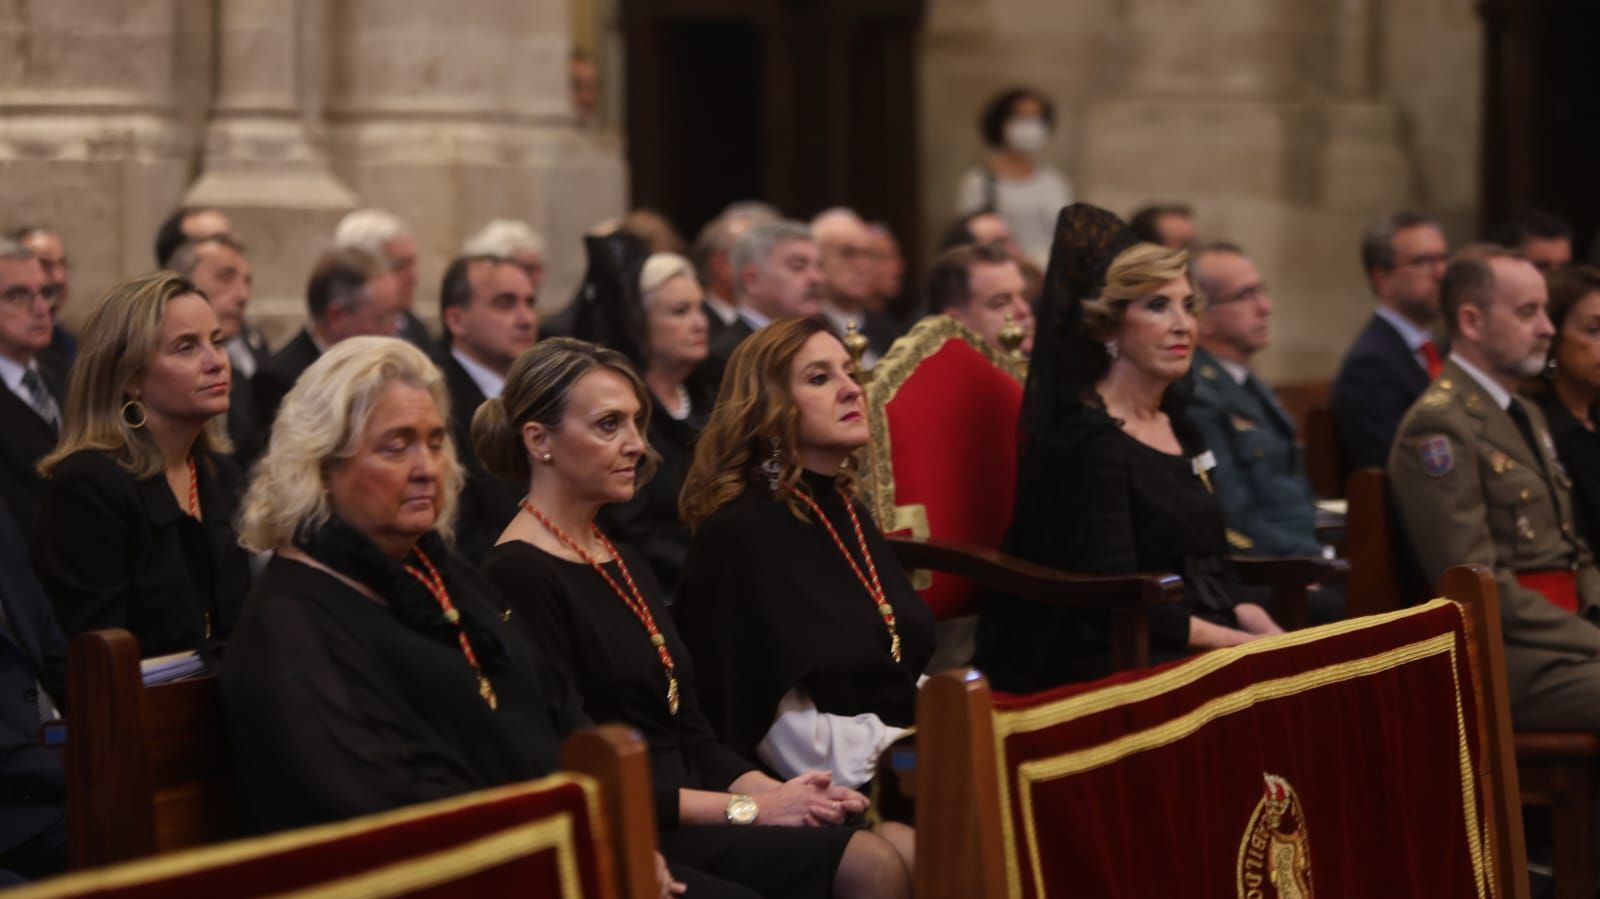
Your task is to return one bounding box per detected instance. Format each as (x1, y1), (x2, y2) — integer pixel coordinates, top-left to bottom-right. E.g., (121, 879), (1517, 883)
(0, 0), (626, 348)
(919, 0), (1482, 381)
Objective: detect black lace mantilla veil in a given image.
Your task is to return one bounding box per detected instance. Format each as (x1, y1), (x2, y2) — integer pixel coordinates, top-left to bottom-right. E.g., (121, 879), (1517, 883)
(1018, 203), (1139, 445)
(1017, 202), (1200, 450)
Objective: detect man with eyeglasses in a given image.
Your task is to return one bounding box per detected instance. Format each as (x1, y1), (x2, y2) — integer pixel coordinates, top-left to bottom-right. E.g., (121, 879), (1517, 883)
(254, 247), (400, 429)
(1187, 243), (1326, 560)
(7, 228), (73, 374)
(0, 240), (64, 536)
(1331, 210), (1451, 478)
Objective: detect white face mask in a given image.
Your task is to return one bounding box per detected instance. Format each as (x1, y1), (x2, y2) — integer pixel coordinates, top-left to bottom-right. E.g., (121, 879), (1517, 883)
(1003, 117), (1049, 155)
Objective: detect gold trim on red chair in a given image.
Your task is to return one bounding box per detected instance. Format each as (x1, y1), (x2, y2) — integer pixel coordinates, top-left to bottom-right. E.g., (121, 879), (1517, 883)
(865, 315), (1024, 530)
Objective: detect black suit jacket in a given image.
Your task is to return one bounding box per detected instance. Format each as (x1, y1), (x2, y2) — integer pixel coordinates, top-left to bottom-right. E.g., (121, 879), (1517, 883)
(31, 450), (250, 664)
(254, 329), (321, 433)
(0, 368), (64, 536)
(691, 318), (755, 401)
(227, 327), (272, 469)
(1329, 313), (1432, 477)
(0, 497), (66, 856)
(861, 309), (901, 357)
(440, 354), (524, 565)
(397, 310), (440, 358)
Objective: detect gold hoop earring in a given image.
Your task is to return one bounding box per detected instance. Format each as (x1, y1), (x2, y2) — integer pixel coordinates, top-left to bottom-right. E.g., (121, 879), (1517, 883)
(121, 399), (148, 429)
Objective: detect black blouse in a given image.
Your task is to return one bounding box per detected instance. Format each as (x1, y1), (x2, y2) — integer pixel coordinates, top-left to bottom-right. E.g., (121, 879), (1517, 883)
(597, 392), (704, 596)
(481, 539), (753, 828)
(673, 470), (935, 767)
(1537, 392), (1600, 557)
(32, 449), (250, 664)
(222, 551), (585, 835)
(976, 415), (1244, 691)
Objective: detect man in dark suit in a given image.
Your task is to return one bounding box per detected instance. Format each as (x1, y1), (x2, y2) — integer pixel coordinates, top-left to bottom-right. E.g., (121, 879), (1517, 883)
(812, 208), (900, 365)
(0, 242), (63, 537)
(1330, 211), (1450, 477)
(690, 205), (777, 345)
(8, 227), (75, 377)
(255, 247), (399, 429)
(437, 255), (539, 562)
(696, 219), (825, 395)
(0, 496), (66, 880)
(170, 235), (270, 464)
(334, 208), (438, 357)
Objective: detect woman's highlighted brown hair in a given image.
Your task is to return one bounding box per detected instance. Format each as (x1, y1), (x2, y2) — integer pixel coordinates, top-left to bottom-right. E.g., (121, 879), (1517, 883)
(39, 271), (231, 479)
(679, 316), (861, 530)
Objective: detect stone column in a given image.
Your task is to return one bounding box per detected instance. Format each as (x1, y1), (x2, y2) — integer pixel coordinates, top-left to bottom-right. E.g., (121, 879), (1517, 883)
(1076, 0), (1415, 380)
(322, 0), (627, 322)
(0, 0), (193, 328)
(185, 0), (358, 346)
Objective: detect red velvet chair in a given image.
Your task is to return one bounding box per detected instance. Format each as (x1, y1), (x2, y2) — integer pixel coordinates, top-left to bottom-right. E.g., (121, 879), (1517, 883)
(866, 316), (1184, 670)
(52, 628), (659, 899)
(867, 315), (1342, 672)
(913, 565), (1528, 899)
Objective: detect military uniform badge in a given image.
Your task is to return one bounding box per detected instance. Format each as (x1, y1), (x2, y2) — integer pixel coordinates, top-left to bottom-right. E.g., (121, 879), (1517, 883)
(1419, 436), (1454, 477)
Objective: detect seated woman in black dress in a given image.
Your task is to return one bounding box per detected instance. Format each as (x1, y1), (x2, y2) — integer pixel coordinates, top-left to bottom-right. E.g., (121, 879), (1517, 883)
(221, 336), (726, 899)
(597, 252), (709, 595)
(476, 337), (908, 899)
(34, 271), (249, 665)
(1536, 264), (1600, 553)
(676, 317), (934, 865)
(976, 207), (1282, 692)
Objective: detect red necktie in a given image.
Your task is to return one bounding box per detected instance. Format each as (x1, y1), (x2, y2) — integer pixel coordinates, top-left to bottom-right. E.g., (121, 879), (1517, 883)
(1419, 340), (1443, 380)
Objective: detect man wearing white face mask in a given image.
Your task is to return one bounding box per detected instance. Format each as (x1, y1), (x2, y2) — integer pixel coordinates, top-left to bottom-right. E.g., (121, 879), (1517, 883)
(955, 87), (1074, 270)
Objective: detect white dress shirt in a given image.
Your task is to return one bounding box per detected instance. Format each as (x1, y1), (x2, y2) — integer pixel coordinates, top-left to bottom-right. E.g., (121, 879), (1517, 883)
(451, 348), (506, 400)
(1374, 305), (1437, 374)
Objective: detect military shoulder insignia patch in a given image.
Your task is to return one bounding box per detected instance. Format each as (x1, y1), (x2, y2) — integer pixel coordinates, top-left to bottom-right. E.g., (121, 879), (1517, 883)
(1418, 435), (1454, 476)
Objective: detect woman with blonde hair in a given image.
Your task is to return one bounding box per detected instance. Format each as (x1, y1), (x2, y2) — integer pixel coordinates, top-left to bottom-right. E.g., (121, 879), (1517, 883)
(975, 205), (1282, 693)
(33, 271), (249, 663)
(477, 336), (907, 899)
(221, 337), (599, 845)
(674, 317), (932, 871)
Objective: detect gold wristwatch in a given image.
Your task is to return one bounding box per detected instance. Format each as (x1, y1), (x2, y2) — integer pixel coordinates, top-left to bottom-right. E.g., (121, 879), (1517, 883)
(725, 793), (758, 826)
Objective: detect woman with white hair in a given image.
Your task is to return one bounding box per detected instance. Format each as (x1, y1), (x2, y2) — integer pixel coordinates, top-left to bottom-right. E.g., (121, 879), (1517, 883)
(596, 252), (709, 594)
(219, 336), (591, 835)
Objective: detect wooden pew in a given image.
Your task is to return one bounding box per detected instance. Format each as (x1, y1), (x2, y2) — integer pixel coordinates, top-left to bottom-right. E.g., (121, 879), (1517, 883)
(1344, 469), (1598, 899)
(915, 567), (1528, 899)
(58, 628), (659, 898)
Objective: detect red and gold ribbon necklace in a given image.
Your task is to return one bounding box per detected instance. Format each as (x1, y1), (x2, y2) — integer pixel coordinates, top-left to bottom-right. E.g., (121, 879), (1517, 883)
(186, 456), (199, 518)
(789, 488), (903, 663)
(402, 548), (499, 710)
(522, 500), (681, 715)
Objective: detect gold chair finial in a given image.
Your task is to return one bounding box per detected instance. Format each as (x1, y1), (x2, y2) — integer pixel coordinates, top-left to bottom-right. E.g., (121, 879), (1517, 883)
(843, 320), (872, 383)
(997, 313), (1027, 376)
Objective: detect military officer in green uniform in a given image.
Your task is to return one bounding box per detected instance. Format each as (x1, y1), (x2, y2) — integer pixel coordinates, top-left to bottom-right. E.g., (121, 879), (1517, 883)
(1187, 243), (1321, 558)
(1389, 244), (1600, 730)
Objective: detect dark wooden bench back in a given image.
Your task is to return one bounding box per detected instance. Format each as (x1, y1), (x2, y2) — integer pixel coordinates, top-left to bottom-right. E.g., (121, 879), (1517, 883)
(66, 630), (237, 868)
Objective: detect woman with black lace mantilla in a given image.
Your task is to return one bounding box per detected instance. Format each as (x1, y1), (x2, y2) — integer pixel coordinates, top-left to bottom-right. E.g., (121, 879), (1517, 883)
(975, 205), (1283, 692)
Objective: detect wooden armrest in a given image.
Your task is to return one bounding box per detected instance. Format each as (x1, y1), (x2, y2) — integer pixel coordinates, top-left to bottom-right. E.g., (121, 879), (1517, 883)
(1513, 732), (1600, 759)
(1231, 556), (1349, 631)
(887, 535), (1184, 610)
(1232, 555), (1350, 587)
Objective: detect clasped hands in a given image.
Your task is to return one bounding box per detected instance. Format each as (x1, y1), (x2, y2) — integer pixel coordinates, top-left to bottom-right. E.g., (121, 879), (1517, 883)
(752, 770), (870, 827)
